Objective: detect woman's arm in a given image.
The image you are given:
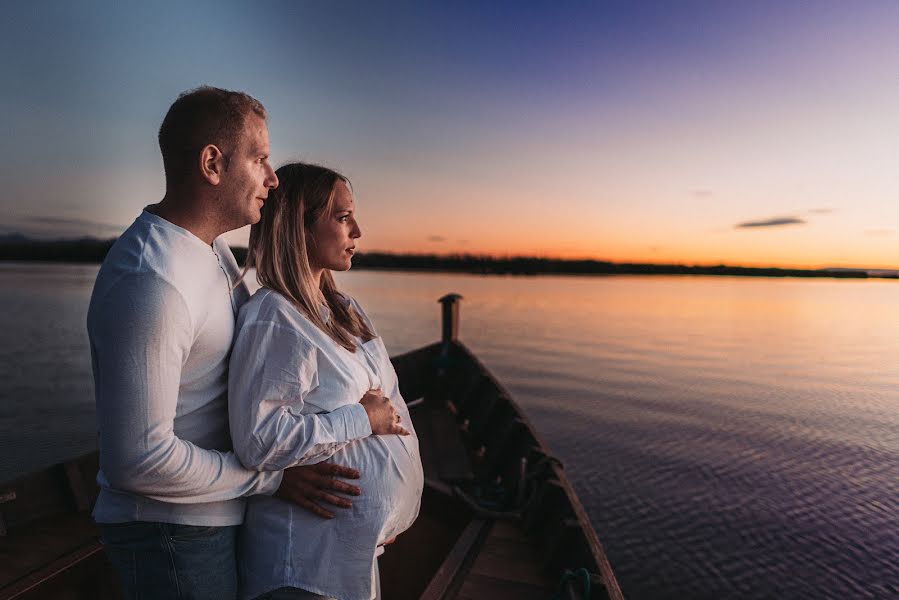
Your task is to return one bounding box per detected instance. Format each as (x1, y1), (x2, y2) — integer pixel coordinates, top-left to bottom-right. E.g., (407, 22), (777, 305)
(228, 319), (372, 471)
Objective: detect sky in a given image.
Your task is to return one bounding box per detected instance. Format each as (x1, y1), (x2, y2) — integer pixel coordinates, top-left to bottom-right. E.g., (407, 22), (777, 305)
(1, 1), (898, 269)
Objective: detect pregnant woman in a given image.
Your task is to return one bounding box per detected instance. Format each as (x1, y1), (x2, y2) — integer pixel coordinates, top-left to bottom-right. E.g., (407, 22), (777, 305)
(228, 162), (424, 600)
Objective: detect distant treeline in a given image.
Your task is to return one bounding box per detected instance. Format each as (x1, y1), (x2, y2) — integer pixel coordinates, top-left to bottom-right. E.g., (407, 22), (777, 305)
(0, 236), (116, 263)
(346, 252), (871, 279)
(0, 236), (881, 279)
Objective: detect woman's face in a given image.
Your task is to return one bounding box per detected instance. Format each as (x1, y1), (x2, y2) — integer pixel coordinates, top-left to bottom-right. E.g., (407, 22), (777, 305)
(307, 180), (361, 273)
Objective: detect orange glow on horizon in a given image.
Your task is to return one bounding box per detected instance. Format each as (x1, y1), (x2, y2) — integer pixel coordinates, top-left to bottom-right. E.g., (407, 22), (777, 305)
(360, 245), (899, 272)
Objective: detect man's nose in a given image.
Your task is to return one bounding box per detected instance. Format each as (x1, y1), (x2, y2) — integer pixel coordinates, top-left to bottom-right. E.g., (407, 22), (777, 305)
(265, 165), (278, 189)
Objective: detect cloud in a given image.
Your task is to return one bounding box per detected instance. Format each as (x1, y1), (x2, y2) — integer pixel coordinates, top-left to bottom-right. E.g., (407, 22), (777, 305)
(808, 208), (834, 215)
(28, 216), (125, 233)
(0, 214), (126, 239)
(865, 229), (894, 237)
(735, 216), (806, 229)
(691, 189), (713, 198)
(427, 235), (446, 242)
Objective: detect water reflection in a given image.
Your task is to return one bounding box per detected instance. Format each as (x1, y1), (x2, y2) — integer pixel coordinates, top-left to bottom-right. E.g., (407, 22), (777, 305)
(2, 264), (897, 599)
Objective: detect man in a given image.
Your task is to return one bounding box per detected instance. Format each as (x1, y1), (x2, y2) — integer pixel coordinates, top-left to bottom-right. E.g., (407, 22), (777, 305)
(87, 87), (361, 599)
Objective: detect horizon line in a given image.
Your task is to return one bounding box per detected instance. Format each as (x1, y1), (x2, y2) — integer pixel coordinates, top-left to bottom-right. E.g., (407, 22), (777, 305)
(1, 233), (897, 275)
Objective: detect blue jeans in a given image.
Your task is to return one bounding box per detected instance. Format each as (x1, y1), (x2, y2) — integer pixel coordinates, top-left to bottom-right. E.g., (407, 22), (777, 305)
(99, 521), (237, 600)
(251, 589), (336, 600)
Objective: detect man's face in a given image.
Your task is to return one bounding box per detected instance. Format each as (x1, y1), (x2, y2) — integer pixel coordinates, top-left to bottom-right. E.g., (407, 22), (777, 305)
(219, 114), (278, 228)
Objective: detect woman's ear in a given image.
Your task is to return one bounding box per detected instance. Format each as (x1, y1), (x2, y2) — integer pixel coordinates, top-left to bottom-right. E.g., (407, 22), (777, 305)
(199, 144), (226, 185)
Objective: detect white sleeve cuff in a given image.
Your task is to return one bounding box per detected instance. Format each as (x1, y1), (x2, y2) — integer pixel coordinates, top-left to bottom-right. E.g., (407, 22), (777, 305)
(341, 402), (372, 441)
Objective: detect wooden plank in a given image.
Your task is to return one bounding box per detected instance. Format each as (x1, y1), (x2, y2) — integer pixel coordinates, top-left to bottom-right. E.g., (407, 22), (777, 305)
(390, 342), (440, 403)
(0, 513), (98, 588)
(542, 519), (590, 575)
(420, 519), (489, 600)
(457, 572), (553, 600)
(487, 519), (531, 543)
(0, 542), (120, 600)
(410, 406), (440, 481)
(0, 466), (71, 532)
(429, 408), (474, 483)
(63, 463), (91, 513)
(468, 529), (554, 589)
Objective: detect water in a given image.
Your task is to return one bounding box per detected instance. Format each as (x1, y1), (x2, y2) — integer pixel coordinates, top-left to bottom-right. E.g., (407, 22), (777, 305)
(1, 263), (897, 599)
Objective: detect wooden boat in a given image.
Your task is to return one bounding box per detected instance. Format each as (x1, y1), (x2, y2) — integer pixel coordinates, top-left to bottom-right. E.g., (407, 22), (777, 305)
(0, 294), (624, 600)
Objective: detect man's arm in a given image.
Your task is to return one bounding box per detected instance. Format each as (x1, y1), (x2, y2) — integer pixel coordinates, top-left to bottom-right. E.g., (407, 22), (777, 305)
(89, 273), (281, 502)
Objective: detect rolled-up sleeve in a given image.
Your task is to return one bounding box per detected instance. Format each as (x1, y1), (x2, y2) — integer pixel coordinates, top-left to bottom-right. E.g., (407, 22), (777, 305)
(89, 273), (281, 503)
(228, 319), (372, 471)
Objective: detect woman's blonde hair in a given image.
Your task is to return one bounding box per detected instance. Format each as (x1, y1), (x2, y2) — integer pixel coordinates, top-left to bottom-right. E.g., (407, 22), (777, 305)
(244, 162), (374, 351)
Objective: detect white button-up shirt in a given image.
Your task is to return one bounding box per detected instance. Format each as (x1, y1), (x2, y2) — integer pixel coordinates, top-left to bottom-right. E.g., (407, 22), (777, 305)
(229, 288), (424, 600)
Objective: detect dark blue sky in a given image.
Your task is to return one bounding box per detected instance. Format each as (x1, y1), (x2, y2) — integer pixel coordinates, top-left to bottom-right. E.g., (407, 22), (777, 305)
(2, 1), (898, 266)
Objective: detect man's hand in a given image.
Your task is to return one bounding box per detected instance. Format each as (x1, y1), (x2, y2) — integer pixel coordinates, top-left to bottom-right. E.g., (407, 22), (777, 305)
(275, 463), (362, 519)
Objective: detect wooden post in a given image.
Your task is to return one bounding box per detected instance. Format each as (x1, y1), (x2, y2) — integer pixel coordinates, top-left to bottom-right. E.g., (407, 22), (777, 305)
(438, 294), (463, 353)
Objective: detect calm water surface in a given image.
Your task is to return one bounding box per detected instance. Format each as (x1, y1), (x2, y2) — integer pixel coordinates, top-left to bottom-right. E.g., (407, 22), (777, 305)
(1, 263), (897, 599)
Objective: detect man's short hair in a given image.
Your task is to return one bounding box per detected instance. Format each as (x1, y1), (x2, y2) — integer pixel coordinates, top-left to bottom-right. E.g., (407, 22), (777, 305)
(158, 86), (267, 185)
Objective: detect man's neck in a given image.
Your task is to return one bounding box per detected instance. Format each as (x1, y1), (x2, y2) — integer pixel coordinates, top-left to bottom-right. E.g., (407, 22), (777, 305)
(151, 192), (222, 246)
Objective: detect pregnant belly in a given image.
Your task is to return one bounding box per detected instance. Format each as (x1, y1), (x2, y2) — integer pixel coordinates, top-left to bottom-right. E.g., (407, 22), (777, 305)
(330, 433), (424, 541)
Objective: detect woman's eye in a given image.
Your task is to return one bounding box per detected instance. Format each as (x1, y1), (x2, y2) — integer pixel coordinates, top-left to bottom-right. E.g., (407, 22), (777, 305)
(338, 215), (348, 223)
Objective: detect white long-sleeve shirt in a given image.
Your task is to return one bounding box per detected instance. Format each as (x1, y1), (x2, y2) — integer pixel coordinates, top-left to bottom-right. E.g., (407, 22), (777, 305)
(87, 210), (281, 526)
(229, 288), (424, 600)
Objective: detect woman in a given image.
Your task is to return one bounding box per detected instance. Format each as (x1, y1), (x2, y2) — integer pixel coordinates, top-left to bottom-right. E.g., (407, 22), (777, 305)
(228, 163), (424, 600)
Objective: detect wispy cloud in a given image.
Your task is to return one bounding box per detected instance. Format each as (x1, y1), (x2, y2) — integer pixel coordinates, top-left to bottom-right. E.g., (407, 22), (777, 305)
(735, 216), (806, 229)
(28, 216), (125, 232)
(427, 235), (446, 242)
(865, 229), (894, 237)
(691, 189), (713, 198)
(808, 208), (834, 215)
(0, 214), (125, 239)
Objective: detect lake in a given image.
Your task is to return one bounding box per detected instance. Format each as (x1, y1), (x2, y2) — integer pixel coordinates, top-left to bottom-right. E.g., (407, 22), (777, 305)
(1, 262), (897, 599)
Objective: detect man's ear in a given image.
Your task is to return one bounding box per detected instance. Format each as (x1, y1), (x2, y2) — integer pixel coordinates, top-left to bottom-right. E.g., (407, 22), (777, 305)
(199, 144), (226, 185)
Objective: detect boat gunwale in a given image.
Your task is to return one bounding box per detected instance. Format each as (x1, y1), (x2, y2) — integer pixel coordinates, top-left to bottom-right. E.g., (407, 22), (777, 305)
(442, 339), (625, 600)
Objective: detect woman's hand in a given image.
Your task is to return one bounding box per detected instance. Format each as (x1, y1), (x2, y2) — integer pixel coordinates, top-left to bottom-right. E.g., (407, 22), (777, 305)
(360, 389), (410, 436)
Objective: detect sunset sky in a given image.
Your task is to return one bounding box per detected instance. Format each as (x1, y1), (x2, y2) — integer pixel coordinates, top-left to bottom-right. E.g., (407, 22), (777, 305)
(2, 1), (898, 268)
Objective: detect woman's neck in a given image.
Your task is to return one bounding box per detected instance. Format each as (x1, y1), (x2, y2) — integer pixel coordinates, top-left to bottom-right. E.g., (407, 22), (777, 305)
(310, 266), (324, 289)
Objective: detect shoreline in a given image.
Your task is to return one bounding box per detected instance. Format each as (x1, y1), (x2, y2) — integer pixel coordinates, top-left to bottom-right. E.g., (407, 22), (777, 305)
(0, 254), (886, 281)
(0, 238), (890, 280)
